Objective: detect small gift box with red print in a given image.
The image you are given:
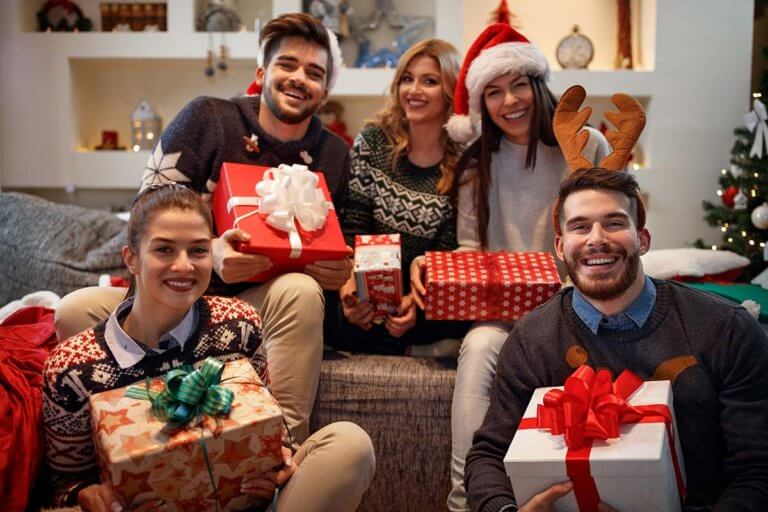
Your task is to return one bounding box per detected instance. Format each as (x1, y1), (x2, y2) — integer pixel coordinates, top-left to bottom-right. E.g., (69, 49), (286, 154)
(89, 358), (284, 511)
(354, 234), (403, 322)
(423, 251), (561, 321)
(213, 162), (351, 282)
(504, 366), (687, 512)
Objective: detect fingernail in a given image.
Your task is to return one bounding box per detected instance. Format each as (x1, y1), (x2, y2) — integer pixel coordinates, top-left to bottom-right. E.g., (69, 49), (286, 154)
(110, 502), (124, 512)
(286, 456), (293, 467)
(564, 480), (573, 490)
(240, 484), (252, 492)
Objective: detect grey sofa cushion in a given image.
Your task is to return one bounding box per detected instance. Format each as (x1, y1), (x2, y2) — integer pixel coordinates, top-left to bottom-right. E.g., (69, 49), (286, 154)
(311, 353), (456, 512)
(0, 192), (126, 304)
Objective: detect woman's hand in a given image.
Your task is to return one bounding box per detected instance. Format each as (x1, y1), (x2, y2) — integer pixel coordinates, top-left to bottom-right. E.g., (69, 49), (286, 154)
(240, 446), (298, 503)
(78, 483), (164, 512)
(409, 256), (427, 309)
(385, 294), (417, 338)
(340, 277), (374, 330)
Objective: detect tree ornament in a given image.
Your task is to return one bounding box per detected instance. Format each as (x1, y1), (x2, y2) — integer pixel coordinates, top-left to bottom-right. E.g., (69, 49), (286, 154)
(752, 202), (768, 229)
(734, 189), (749, 210)
(722, 185), (739, 207)
(730, 163), (744, 178)
(744, 97), (768, 159)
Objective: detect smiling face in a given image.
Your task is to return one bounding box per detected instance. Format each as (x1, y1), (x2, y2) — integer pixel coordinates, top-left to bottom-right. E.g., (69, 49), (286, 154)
(482, 72), (535, 144)
(123, 208), (213, 315)
(398, 54), (447, 125)
(555, 188), (650, 301)
(257, 36), (329, 124)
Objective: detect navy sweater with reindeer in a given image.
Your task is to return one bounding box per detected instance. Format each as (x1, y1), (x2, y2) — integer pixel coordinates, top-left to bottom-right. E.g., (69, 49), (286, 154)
(465, 279), (768, 512)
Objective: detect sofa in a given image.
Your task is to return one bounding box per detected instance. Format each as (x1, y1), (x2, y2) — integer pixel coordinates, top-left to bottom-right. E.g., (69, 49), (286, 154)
(0, 192), (457, 512)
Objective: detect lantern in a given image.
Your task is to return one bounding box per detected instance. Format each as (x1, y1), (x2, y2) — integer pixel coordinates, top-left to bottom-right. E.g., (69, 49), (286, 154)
(131, 99), (161, 151)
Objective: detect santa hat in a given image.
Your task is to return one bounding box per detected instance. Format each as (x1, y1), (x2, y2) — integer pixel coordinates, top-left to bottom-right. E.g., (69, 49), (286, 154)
(446, 24), (551, 143)
(249, 28), (343, 95)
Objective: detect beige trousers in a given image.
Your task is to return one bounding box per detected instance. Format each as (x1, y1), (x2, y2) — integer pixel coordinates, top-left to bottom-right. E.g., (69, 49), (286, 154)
(276, 421), (375, 512)
(55, 273), (325, 450)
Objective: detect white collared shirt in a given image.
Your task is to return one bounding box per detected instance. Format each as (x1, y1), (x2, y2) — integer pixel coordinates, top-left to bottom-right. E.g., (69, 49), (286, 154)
(103, 297), (198, 369)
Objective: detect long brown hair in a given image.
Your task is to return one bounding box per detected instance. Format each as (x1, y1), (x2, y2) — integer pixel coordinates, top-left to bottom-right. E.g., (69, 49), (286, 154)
(453, 75), (558, 248)
(368, 39), (461, 194)
(124, 184), (213, 298)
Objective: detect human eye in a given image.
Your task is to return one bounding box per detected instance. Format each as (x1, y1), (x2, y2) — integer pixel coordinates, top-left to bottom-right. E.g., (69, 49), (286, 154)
(485, 88), (500, 98)
(424, 77), (439, 86)
(569, 224), (589, 233)
(400, 74), (413, 84)
(154, 245), (172, 255)
(191, 246), (210, 255)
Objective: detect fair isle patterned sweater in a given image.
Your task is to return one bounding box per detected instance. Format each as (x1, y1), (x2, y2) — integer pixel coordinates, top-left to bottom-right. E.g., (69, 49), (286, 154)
(344, 125), (457, 288)
(43, 296), (267, 507)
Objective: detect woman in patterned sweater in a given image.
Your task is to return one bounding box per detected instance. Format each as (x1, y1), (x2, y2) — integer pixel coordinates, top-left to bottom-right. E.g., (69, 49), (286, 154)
(43, 185), (375, 512)
(330, 38), (470, 355)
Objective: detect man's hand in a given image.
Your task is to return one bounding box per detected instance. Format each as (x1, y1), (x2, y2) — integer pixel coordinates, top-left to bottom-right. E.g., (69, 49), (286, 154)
(340, 277), (374, 330)
(409, 255), (427, 309)
(78, 483), (164, 512)
(385, 294), (417, 338)
(213, 229), (273, 283)
(306, 247), (353, 290)
(240, 446), (297, 502)
(518, 480), (573, 511)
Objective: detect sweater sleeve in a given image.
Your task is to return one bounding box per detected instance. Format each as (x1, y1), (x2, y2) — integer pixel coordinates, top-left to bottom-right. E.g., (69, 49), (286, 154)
(465, 327), (540, 512)
(139, 96), (225, 197)
(456, 166), (481, 251)
(42, 362), (100, 506)
(341, 131), (377, 246)
(709, 309), (768, 511)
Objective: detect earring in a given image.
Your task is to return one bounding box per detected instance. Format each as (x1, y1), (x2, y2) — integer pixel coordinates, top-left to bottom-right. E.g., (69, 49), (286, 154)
(217, 44), (228, 71)
(205, 50), (215, 77)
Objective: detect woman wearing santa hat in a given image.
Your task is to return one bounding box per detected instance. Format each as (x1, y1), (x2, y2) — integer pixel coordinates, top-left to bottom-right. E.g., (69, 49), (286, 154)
(411, 24), (610, 511)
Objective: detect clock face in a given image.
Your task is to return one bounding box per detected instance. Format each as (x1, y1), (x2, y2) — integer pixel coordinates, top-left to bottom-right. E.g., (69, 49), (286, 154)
(556, 34), (594, 69)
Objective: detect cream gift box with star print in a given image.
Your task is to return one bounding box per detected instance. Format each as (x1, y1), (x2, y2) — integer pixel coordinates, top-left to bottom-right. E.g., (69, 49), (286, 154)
(213, 162), (351, 282)
(88, 357), (284, 511)
(424, 251), (561, 321)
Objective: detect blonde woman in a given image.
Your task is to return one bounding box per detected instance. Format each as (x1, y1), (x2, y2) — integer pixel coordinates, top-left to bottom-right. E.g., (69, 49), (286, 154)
(329, 39), (470, 355)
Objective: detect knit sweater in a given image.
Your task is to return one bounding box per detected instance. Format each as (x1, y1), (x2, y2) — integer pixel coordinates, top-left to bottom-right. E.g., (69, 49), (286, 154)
(139, 95), (352, 296)
(344, 125), (458, 288)
(457, 127), (609, 260)
(43, 296), (267, 507)
(465, 280), (768, 512)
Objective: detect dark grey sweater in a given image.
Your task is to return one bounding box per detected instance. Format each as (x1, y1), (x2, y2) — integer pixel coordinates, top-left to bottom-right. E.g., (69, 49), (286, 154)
(465, 279), (768, 512)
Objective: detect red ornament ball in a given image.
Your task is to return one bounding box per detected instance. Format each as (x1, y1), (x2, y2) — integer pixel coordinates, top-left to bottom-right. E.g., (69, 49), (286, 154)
(722, 186), (739, 208)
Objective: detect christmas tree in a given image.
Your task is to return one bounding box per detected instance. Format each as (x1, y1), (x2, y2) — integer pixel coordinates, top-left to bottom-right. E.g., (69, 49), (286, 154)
(698, 94), (768, 280)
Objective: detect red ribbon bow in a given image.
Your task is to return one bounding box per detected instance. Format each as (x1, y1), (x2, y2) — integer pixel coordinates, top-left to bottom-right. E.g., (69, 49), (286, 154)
(519, 365), (686, 511)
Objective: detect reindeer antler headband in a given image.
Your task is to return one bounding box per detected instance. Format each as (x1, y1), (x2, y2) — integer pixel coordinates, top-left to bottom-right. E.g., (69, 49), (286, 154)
(553, 85), (646, 172)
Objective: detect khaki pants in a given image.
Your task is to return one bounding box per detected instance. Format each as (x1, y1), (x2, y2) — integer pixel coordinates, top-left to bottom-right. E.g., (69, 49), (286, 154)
(55, 273), (325, 450)
(277, 421), (375, 511)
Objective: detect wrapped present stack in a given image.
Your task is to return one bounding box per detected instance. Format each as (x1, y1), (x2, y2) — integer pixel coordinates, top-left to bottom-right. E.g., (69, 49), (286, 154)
(89, 358), (284, 511)
(424, 251), (561, 321)
(212, 162), (350, 282)
(354, 234), (403, 322)
(504, 366), (687, 512)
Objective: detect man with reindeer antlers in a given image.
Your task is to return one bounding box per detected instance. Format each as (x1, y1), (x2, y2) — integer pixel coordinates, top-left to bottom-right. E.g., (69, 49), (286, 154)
(464, 86), (768, 511)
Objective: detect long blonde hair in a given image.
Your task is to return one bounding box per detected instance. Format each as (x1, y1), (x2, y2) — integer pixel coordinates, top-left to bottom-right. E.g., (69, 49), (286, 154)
(368, 39), (461, 194)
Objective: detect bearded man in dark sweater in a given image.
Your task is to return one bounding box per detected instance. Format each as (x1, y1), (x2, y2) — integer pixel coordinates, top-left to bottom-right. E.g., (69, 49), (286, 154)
(54, 13), (352, 451)
(465, 168), (768, 512)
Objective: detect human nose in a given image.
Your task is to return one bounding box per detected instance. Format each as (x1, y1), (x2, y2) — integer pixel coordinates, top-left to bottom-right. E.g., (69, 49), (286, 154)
(289, 66), (308, 84)
(171, 251), (194, 272)
(504, 91), (519, 106)
(586, 223), (607, 246)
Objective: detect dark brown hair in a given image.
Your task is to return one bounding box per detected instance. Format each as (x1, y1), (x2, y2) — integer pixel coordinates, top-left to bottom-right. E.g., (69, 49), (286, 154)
(552, 167), (646, 235)
(125, 184), (213, 297)
(260, 13), (333, 86)
(452, 75), (557, 249)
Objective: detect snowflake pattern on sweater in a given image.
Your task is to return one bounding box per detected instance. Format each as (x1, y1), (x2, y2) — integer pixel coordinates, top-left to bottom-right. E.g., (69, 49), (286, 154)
(43, 295), (266, 507)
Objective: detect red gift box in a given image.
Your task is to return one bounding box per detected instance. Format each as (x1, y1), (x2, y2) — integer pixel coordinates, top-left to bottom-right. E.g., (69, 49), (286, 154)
(213, 162), (351, 282)
(424, 251), (561, 321)
(354, 234), (403, 322)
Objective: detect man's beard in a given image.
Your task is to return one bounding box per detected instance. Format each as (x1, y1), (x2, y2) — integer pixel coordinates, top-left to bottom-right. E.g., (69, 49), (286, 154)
(565, 245), (640, 301)
(263, 80), (319, 125)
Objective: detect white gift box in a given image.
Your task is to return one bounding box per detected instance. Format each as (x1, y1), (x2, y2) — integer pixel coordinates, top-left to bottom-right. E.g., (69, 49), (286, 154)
(504, 379), (686, 512)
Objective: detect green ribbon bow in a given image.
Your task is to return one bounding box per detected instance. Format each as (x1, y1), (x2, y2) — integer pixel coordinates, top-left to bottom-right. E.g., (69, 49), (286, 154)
(126, 357), (234, 424)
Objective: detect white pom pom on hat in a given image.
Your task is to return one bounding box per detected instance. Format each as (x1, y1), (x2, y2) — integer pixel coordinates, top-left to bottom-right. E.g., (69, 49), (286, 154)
(446, 23), (551, 144)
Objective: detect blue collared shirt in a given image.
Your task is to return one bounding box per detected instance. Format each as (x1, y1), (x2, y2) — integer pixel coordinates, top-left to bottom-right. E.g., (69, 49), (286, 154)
(104, 297), (199, 369)
(572, 276), (657, 335)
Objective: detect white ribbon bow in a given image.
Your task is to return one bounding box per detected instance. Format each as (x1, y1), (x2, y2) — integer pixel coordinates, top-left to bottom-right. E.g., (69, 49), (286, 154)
(744, 98), (768, 159)
(226, 164), (331, 259)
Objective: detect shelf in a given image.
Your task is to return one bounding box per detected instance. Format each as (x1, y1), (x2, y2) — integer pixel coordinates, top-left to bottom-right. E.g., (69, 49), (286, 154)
(70, 150), (149, 189)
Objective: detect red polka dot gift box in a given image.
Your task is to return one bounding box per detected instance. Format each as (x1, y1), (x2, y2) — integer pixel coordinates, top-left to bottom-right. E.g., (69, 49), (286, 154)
(354, 234), (403, 323)
(424, 251), (561, 321)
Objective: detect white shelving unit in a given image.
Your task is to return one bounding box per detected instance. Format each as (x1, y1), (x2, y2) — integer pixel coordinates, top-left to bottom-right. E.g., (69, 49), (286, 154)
(0, 1), (754, 250)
